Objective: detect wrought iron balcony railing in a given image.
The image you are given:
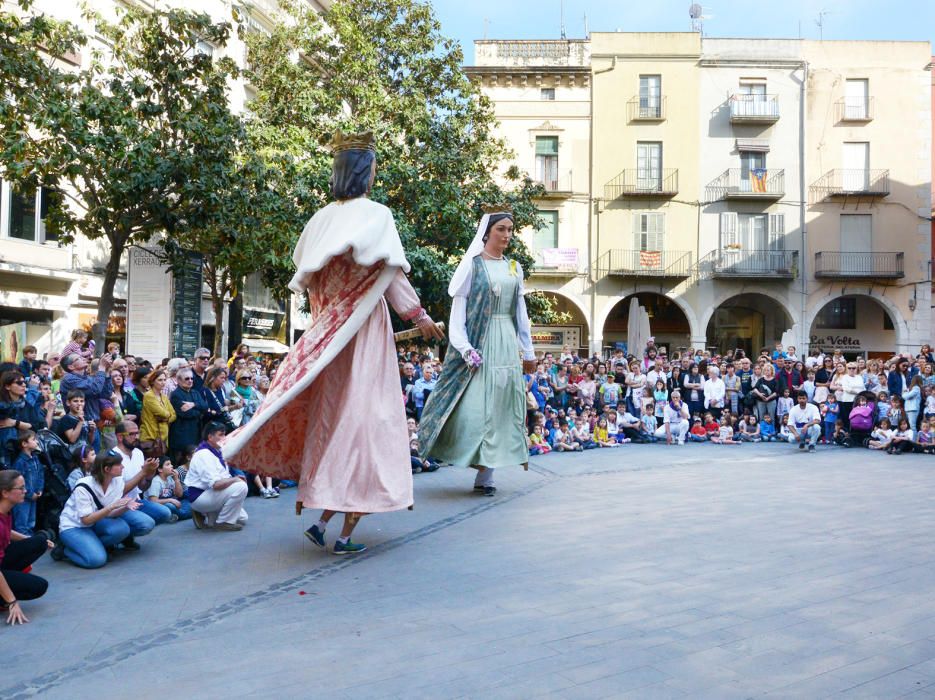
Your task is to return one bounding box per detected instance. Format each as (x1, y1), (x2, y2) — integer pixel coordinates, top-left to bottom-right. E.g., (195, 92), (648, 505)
(814, 252), (904, 279)
(534, 169), (574, 197)
(729, 94), (780, 123)
(627, 96), (666, 121)
(706, 168), (785, 200)
(698, 249), (798, 279)
(835, 97), (874, 122)
(603, 168), (678, 200)
(810, 169), (889, 200)
(597, 249), (692, 278)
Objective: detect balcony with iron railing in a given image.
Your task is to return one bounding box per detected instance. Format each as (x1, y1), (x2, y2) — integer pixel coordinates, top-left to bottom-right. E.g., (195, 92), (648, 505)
(597, 249), (692, 278)
(814, 252), (904, 279)
(729, 94), (780, 124)
(835, 97), (874, 123)
(699, 249), (798, 279)
(706, 168), (785, 200)
(810, 169), (890, 200)
(627, 96), (666, 122)
(534, 169), (574, 198)
(603, 168), (678, 200)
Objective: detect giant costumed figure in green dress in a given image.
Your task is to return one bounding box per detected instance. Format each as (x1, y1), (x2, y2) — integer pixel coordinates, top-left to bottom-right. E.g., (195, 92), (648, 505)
(419, 205), (538, 496)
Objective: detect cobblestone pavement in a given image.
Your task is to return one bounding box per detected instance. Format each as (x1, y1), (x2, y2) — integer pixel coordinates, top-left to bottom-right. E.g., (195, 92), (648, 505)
(5, 444), (935, 699)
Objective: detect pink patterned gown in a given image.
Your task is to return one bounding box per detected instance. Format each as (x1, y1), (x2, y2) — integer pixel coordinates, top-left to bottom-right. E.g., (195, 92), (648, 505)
(222, 252), (421, 513)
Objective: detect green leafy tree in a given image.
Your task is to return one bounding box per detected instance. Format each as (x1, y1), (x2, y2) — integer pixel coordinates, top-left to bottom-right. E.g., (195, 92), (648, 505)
(164, 152), (307, 356)
(241, 0), (561, 327)
(0, 1), (246, 352)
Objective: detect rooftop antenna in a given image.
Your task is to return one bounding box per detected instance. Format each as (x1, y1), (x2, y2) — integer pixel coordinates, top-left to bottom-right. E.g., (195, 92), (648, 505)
(560, 0), (566, 40)
(689, 4), (704, 34)
(483, 17), (489, 40)
(815, 9), (830, 41)
(583, 12), (589, 38)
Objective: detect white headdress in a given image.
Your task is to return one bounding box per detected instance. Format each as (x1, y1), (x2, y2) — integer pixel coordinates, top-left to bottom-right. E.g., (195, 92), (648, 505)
(447, 205), (513, 298)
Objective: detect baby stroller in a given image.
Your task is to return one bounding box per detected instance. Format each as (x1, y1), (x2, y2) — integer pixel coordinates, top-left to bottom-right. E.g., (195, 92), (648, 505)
(843, 391), (876, 448)
(34, 429), (73, 537)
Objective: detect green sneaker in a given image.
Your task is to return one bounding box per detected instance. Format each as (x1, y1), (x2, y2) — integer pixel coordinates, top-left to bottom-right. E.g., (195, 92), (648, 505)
(332, 539), (367, 555)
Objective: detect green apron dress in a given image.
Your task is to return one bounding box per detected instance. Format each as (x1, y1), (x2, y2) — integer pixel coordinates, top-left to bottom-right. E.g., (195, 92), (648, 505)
(430, 259), (528, 467)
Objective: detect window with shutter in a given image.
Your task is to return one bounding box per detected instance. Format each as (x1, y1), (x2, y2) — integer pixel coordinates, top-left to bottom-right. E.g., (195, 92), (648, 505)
(533, 210), (558, 250)
(768, 214), (785, 250)
(633, 212), (665, 251)
(535, 137), (559, 190)
(719, 212), (738, 249)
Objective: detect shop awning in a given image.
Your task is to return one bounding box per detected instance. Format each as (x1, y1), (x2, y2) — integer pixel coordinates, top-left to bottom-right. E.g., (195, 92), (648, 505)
(242, 338), (290, 354)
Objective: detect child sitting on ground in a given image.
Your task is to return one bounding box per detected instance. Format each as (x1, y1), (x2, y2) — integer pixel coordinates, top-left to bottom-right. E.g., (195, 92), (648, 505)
(593, 417), (618, 447)
(529, 424), (552, 455)
(868, 418), (895, 450)
(739, 414), (761, 442)
(552, 420), (583, 452)
(832, 419), (849, 446)
(711, 415), (742, 445)
(914, 420), (934, 454)
(703, 412), (719, 439)
(688, 417), (707, 442)
(147, 456), (191, 521)
(759, 413), (777, 442)
(778, 414), (793, 442)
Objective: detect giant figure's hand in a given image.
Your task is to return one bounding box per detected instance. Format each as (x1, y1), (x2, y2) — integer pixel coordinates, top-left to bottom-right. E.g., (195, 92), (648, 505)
(417, 315), (445, 341)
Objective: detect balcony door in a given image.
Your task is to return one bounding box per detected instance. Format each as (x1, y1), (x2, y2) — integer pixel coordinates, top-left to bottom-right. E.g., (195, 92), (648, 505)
(535, 136), (559, 190)
(842, 142), (869, 191)
(840, 214), (871, 274)
(844, 79), (869, 119)
(636, 142), (662, 191)
(639, 75), (661, 118)
(740, 152), (766, 193)
(738, 82), (767, 116)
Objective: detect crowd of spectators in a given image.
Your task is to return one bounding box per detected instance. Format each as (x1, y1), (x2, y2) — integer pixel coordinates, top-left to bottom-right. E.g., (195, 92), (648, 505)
(0, 335), (289, 623)
(398, 339), (935, 457)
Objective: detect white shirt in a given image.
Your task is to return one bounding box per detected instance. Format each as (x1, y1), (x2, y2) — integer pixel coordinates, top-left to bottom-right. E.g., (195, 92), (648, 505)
(646, 369), (666, 389)
(185, 447), (233, 491)
(664, 402), (689, 425)
(703, 378), (726, 409)
(59, 475), (126, 532)
(113, 446), (145, 501)
(788, 403), (821, 428)
(840, 374), (866, 402)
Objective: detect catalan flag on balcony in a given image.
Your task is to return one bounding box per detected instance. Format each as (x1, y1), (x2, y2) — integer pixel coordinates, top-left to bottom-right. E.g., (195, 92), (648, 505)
(750, 168), (768, 193)
(639, 250), (662, 268)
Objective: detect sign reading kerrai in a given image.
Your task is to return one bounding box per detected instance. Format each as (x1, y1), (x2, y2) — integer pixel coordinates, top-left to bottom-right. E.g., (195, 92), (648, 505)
(127, 248), (172, 363)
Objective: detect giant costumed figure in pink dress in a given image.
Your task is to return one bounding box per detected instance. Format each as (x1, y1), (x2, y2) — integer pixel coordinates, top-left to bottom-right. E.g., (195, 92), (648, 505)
(222, 131), (443, 554)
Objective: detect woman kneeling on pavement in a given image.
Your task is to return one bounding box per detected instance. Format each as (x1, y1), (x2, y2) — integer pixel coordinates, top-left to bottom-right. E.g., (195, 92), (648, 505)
(0, 469), (52, 625)
(185, 422), (248, 531)
(55, 453), (156, 569)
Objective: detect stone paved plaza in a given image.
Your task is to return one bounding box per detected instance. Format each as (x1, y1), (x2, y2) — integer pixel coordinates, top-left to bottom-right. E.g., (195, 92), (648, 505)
(5, 444), (935, 699)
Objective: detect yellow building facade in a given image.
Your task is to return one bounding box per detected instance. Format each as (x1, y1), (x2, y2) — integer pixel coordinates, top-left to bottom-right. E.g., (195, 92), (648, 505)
(469, 33), (932, 359)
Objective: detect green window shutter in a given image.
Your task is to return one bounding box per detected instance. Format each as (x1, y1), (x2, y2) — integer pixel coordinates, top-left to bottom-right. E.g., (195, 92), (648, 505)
(534, 210), (558, 249)
(535, 136), (559, 156)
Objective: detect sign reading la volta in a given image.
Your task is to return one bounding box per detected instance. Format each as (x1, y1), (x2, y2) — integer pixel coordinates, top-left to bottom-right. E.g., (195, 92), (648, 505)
(809, 334), (862, 350)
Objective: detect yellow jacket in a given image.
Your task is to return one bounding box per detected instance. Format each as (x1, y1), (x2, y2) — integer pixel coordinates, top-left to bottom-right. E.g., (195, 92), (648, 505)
(140, 390), (176, 442)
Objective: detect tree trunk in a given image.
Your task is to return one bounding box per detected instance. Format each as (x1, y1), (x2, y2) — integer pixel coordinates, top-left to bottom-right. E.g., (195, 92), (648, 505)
(204, 258), (226, 358)
(93, 235), (124, 358)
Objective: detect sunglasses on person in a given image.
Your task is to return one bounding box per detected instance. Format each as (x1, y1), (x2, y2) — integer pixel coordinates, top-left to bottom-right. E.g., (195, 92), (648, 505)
(12, 379), (27, 385)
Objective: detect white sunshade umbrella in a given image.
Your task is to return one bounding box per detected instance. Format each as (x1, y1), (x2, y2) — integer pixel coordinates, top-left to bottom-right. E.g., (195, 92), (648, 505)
(639, 306), (652, 358)
(626, 296), (643, 360)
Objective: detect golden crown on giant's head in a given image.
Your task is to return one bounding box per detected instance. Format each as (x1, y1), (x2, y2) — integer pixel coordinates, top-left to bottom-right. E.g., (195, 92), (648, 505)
(480, 202), (513, 215)
(329, 130), (376, 153)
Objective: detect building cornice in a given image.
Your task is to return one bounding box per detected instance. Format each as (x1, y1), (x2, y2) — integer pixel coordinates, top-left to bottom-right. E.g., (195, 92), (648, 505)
(465, 66), (590, 76)
(699, 58), (805, 69)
